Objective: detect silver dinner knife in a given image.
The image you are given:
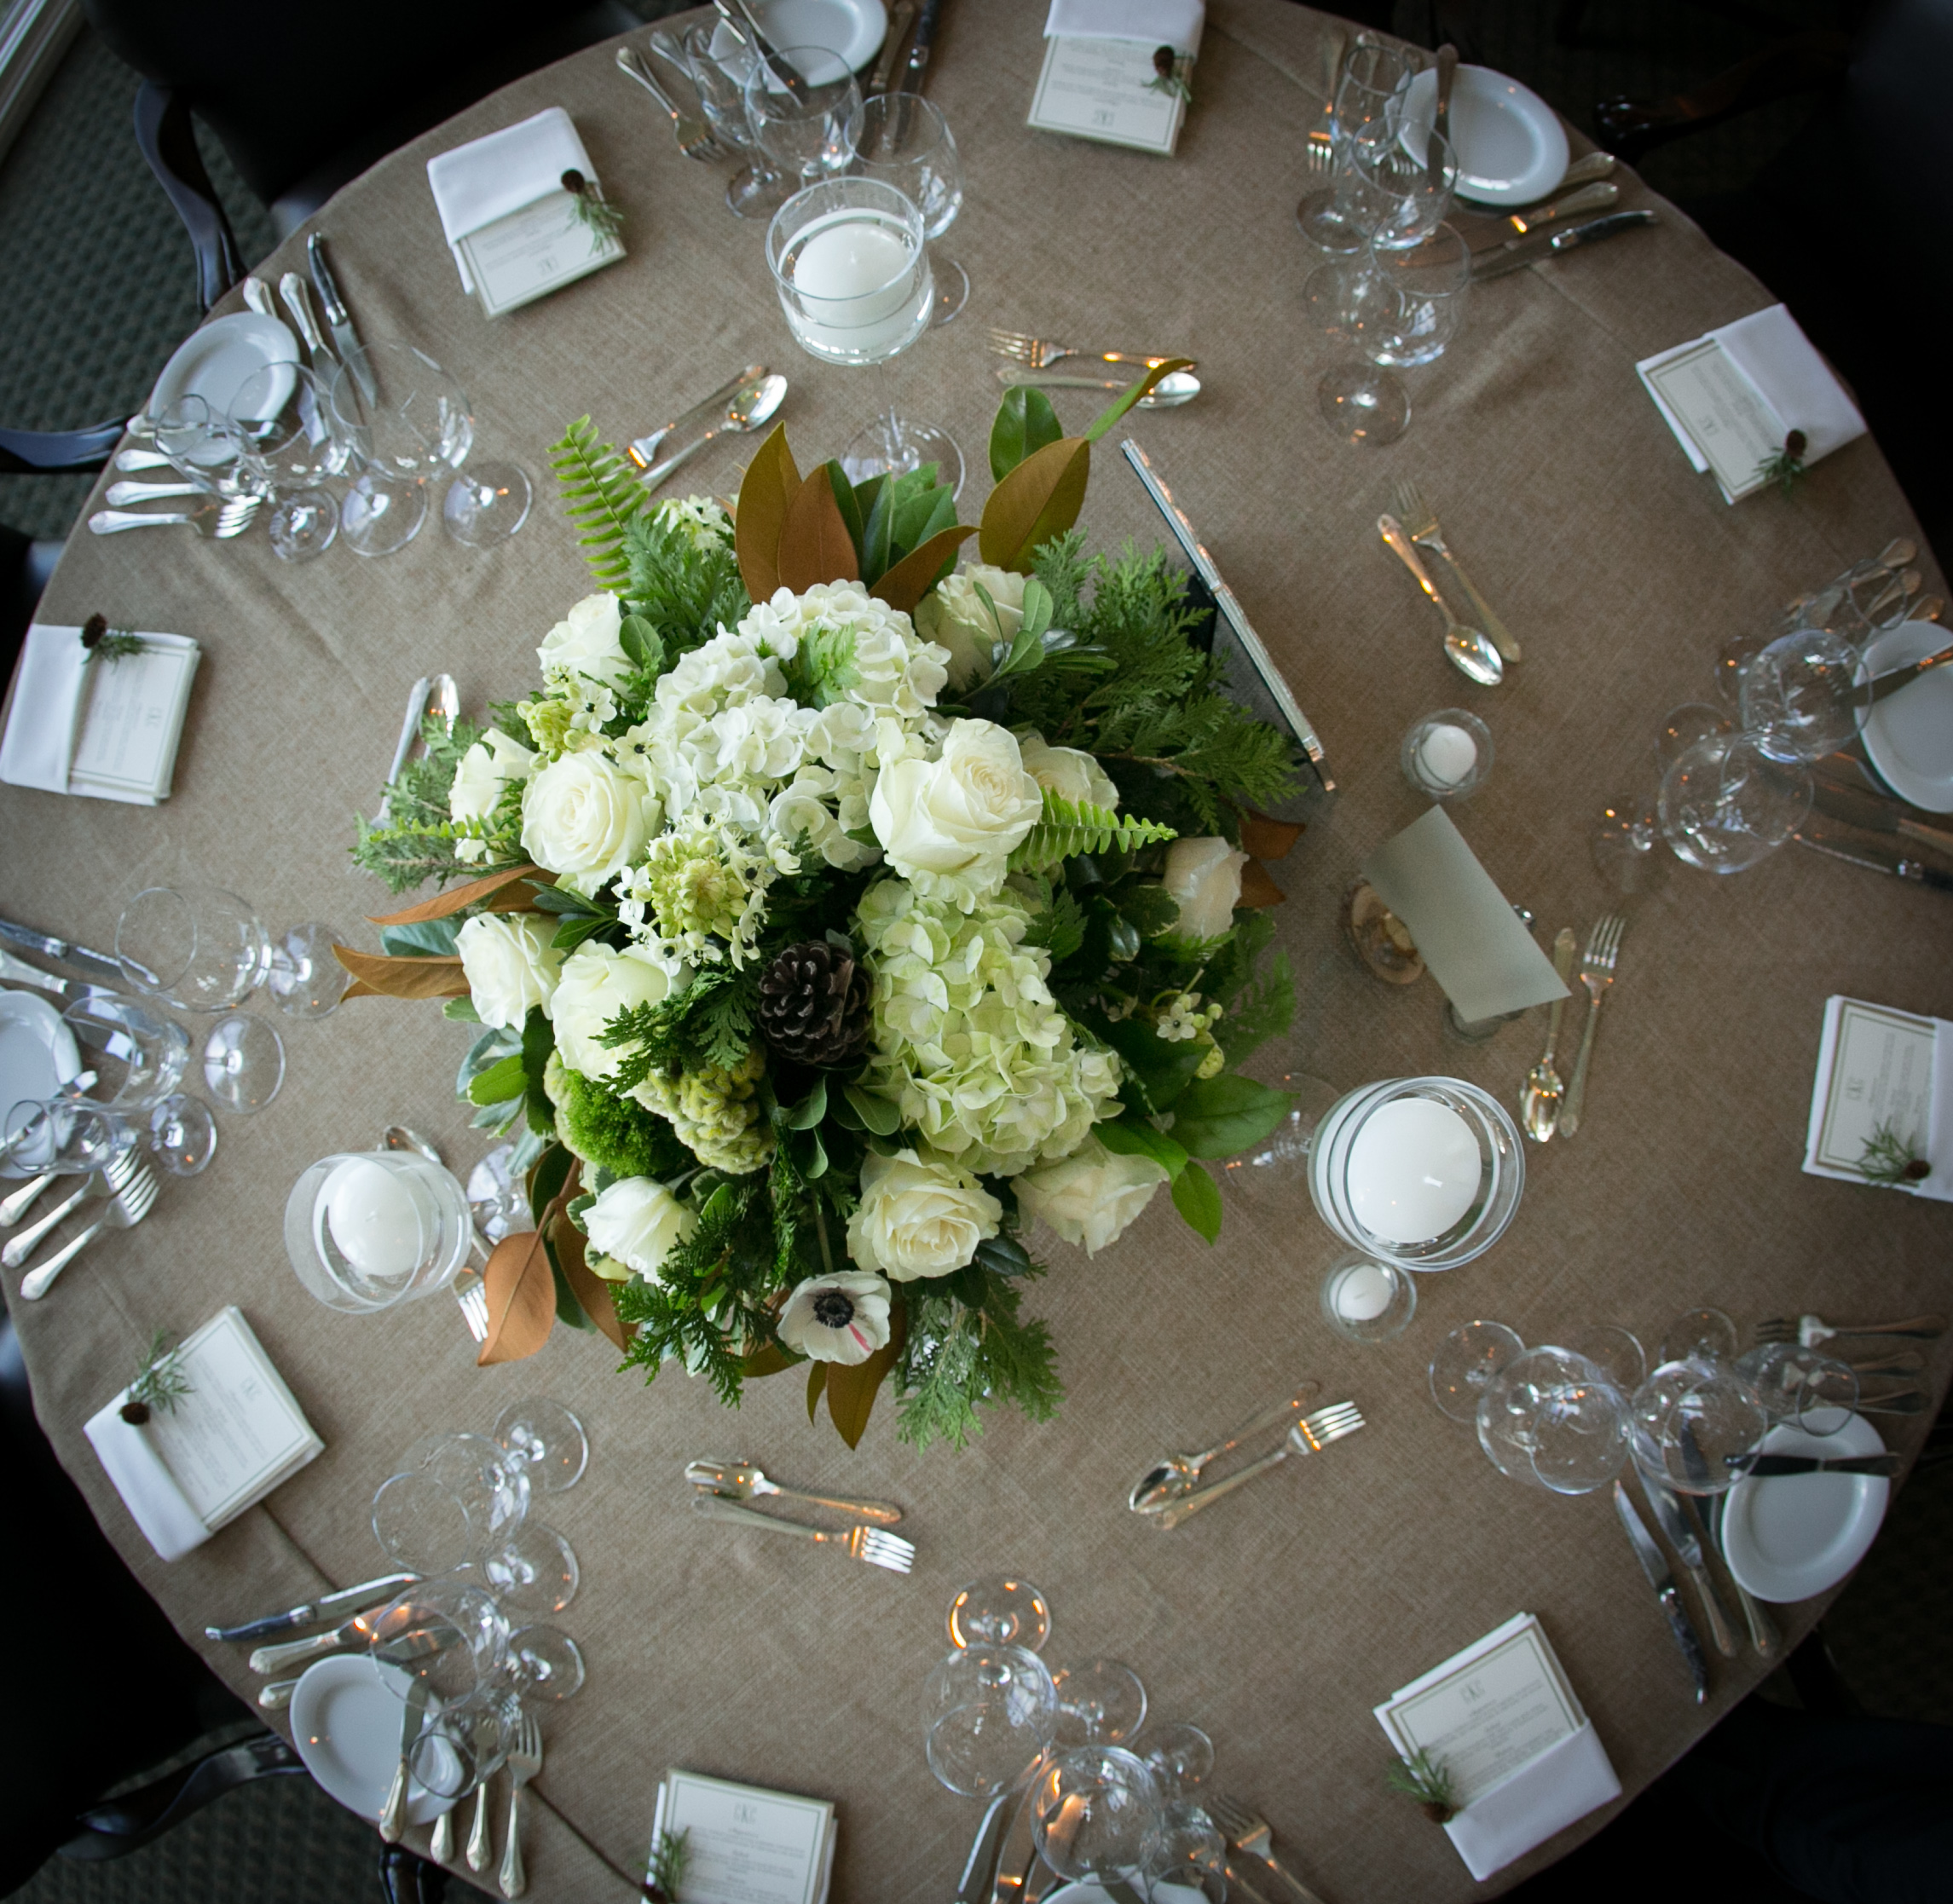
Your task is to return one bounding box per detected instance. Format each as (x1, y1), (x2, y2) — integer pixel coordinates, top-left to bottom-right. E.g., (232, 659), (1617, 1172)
(0, 917), (130, 983)
(306, 234), (374, 402)
(1464, 179), (1620, 249)
(0, 947), (119, 1001)
(1614, 1480), (1709, 1702)
(1639, 1474), (1739, 1658)
(1471, 209), (1656, 280)
(206, 1572), (417, 1643)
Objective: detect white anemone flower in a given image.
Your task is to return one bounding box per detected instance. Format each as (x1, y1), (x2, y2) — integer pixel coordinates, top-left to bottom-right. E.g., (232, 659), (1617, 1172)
(777, 1271), (893, 1365)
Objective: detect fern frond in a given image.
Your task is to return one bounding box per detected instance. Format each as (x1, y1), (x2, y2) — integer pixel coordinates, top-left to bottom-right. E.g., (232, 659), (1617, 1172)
(549, 416), (647, 595)
(1008, 793), (1176, 872)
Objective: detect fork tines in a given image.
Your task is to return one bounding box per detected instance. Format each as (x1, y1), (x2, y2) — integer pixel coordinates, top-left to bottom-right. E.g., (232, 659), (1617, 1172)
(1296, 1400), (1365, 1451)
(986, 327), (1048, 366)
(855, 1526), (916, 1574)
(1583, 912), (1625, 972)
(1752, 1317), (1799, 1344)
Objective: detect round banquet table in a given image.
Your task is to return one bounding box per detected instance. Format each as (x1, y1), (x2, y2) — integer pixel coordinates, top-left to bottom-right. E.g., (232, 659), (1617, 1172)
(6, 3), (1950, 1897)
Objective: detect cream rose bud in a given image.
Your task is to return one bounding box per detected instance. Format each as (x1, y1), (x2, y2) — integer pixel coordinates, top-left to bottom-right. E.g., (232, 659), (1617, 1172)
(520, 753), (656, 893)
(846, 1148), (1003, 1282)
(538, 591), (631, 690)
(456, 912), (563, 1030)
(1017, 733), (1119, 811)
(550, 942), (688, 1080)
(1164, 835), (1249, 940)
(582, 1175), (695, 1282)
(449, 729), (539, 824)
(1013, 1136), (1168, 1256)
(777, 1271), (893, 1365)
(869, 719), (1044, 897)
(914, 564), (1026, 690)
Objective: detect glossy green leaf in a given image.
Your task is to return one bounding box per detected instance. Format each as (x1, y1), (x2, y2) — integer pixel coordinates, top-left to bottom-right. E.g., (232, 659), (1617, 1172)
(1081, 358), (1196, 443)
(989, 386), (1064, 482)
(1169, 1159), (1222, 1243)
(1168, 1073), (1294, 1160)
(1095, 1113), (1188, 1182)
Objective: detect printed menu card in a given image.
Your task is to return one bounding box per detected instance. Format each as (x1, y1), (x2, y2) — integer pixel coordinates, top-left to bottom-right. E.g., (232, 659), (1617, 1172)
(1802, 995), (1952, 1201)
(1029, 0), (1205, 156)
(649, 1769), (835, 1904)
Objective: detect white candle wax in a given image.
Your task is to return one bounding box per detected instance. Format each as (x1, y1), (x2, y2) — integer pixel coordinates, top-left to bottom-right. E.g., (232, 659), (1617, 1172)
(1334, 1262), (1396, 1320)
(785, 211), (922, 358)
(320, 1157), (424, 1280)
(1346, 1098), (1480, 1243)
(1417, 722), (1477, 787)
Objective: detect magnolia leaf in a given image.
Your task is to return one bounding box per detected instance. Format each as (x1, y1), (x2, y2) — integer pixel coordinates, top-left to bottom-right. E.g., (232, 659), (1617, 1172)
(742, 1341), (802, 1378)
(1238, 809), (1306, 862)
(873, 523), (979, 614)
(806, 1358), (827, 1423)
(978, 436), (1091, 572)
(527, 1141), (575, 1228)
(477, 1226), (558, 1365)
(734, 422), (800, 601)
(777, 463), (862, 591)
(550, 1190), (633, 1352)
(1169, 1159), (1223, 1243)
(823, 459), (867, 564)
(824, 1299), (908, 1449)
(1095, 1113), (1188, 1182)
(1168, 1073), (1292, 1160)
(333, 947), (471, 1000)
(379, 918), (462, 959)
(858, 473), (895, 581)
(974, 1232), (1036, 1278)
(367, 863), (548, 925)
(989, 385), (1064, 482)
(1239, 857), (1286, 908)
(1081, 358), (1196, 443)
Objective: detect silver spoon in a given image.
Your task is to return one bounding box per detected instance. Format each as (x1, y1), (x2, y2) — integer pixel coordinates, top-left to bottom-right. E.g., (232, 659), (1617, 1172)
(684, 1457), (904, 1524)
(425, 674), (460, 734)
(1378, 512), (1503, 685)
(994, 369), (1203, 409)
(1520, 927), (1579, 1142)
(1128, 1386), (1319, 1514)
(638, 372), (788, 492)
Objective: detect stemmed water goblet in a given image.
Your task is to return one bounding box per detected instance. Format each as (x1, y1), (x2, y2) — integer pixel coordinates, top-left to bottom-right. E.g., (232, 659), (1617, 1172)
(1315, 225), (1472, 447)
(1733, 1341), (1859, 1436)
(1049, 1659), (1148, 1748)
(679, 21), (783, 218)
(478, 1521), (580, 1616)
(1429, 1319), (1526, 1422)
(1476, 1346), (1631, 1495)
(1737, 627), (1867, 764)
(493, 1398), (589, 1494)
(922, 1642), (1058, 1799)
(948, 1574), (1052, 1652)
(0, 1098), (135, 1180)
(744, 45), (858, 188)
(846, 92), (968, 324)
(1657, 730), (1812, 874)
(149, 395), (269, 509)
(1031, 1745), (1164, 1884)
(57, 995), (216, 1176)
(1629, 1356), (1768, 1493)
(1295, 42), (1419, 252)
(499, 1624), (586, 1701)
(223, 362), (346, 561)
(371, 1574), (511, 1711)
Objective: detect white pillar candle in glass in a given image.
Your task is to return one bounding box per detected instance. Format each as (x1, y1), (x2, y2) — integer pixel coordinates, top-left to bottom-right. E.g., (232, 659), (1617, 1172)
(285, 1149), (472, 1313)
(1333, 1261), (1396, 1319)
(1418, 723), (1477, 786)
(1344, 1096), (1480, 1243)
(321, 1155), (425, 1280)
(1401, 707), (1493, 800)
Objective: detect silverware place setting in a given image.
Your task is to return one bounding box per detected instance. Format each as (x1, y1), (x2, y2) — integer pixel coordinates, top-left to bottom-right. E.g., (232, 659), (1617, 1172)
(1391, 479), (1520, 664)
(690, 1494), (916, 1571)
(627, 366), (787, 491)
(685, 1455), (904, 1523)
(1144, 1402), (1367, 1531)
(89, 498), (258, 539)
(1754, 1311), (1946, 1347)
(1378, 511), (1503, 685)
(1555, 913), (1626, 1140)
(18, 1156), (161, 1300)
(986, 327), (1190, 373)
(995, 367), (1202, 409)
(1127, 1384), (1320, 1514)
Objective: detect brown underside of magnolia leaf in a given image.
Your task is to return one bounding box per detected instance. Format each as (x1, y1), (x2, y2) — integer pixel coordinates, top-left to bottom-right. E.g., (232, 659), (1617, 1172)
(367, 863), (551, 925)
(734, 423), (800, 602)
(978, 436), (1091, 572)
(332, 947), (472, 999)
(477, 1226), (558, 1365)
(777, 463), (862, 591)
(1238, 810), (1305, 862)
(1239, 857), (1286, 908)
(548, 1181), (633, 1353)
(824, 1299), (909, 1448)
(873, 523), (979, 614)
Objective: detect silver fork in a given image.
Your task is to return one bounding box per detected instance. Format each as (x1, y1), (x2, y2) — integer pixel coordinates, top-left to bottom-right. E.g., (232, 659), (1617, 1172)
(1556, 914), (1625, 1140)
(20, 1163), (161, 1299)
(1150, 1403), (1365, 1530)
(985, 328), (1179, 372)
(1392, 479), (1522, 664)
(616, 46), (725, 162)
(1754, 1312), (1946, 1346)
(1303, 26), (1347, 176)
(89, 499), (257, 539)
(4, 1146), (140, 1268)
(1206, 1791), (1327, 1904)
(690, 1494), (916, 1571)
(499, 1710), (542, 1899)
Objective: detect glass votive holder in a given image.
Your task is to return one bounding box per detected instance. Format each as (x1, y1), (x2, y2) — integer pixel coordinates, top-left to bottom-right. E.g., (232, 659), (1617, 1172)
(1401, 708), (1492, 800)
(1320, 1253), (1417, 1343)
(284, 1149), (473, 1313)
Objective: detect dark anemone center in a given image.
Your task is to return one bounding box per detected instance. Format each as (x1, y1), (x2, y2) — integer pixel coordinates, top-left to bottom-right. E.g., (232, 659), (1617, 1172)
(811, 1290), (856, 1329)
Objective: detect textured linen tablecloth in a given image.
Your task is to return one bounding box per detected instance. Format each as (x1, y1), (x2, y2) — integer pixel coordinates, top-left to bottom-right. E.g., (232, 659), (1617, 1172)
(5, 3), (1950, 1897)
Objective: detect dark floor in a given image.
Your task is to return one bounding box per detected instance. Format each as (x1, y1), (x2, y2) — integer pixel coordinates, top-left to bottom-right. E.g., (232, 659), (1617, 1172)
(3, 3), (1946, 1899)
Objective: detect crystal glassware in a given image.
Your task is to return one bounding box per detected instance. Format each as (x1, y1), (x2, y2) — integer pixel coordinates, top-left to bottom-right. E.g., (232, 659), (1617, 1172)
(680, 20), (783, 218)
(373, 1470), (484, 1573)
(1346, 119), (1457, 250)
(413, 1430), (531, 1538)
(1429, 1319), (1525, 1422)
(1401, 707), (1491, 799)
(1031, 1745), (1164, 1884)
(1658, 731), (1812, 874)
(922, 1642), (1057, 1799)
(1476, 1346), (1631, 1495)
(1143, 1800), (1229, 1903)
(408, 1688), (514, 1803)
(1655, 702), (1732, 769)
(151, 394), (267, 504)
(58, 995), (189, 1110)
(443, 458), (533, 548)
(1559, 1324), (1648, 1393)
(284, 1149), (476, 1313)
(1656, 1307), (1739, 1365)
(947, 1575), (1051, 1652)
(326, 340), (477, 557)
(1734, 1341), (1858, 1436)
(1135, 1722), (1213, 1800)
(267, 920), (353, 1019)
(371, 1575), (510, 1709)
(1590, 793), (1665, 897)
(478, 1521), (579, 1616)
(224, 362), (345, 562)
(1630, 1356), (1769, 1494)
(500, 1624), (586, 1701)
(846, 92), (967, 324)
(1320, 1253), (1417, 1344)
(745, 44), (858, 186)
(1050, 1659), (1147, 1747)
(0, 1098), (134, 1177)
(493, 1398), (589, 1493)
(146, 1093), (217, 1176)
(1296, 41), (1419, 253)
(201, 1011), (285, 1113)
(1315, 226), (1471, 446)
(117, 884), (271, 1013)
(1738, 627), (1866, 764)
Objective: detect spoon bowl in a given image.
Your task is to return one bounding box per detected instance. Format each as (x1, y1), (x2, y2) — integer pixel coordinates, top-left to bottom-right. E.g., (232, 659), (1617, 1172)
(1518, 927), (1578, 1144)
(1445, 622), (1505, 686)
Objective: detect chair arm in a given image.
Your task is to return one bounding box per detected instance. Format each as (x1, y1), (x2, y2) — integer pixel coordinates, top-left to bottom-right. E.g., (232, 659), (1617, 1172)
(0, 419), (130, 475)
(131, 80), (241, 312)
(58, 1732), (304, 1861)
(1596, 32), (1851, 165)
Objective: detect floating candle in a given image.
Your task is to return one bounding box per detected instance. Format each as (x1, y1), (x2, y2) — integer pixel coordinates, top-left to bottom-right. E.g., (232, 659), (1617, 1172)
(320, 1156), (424, 1281)
(1417, 721), (1478, 788)
(784, 211), (922, 359)
(1332, 1261), (1397, 1320)
(1344, 1096), (1480, 1243)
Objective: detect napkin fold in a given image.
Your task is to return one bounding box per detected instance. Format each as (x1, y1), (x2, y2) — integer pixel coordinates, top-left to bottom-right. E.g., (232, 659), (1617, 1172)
(0, 620), (88, 793)
(1045, 0), (1206, 55)
(1445, 1722), (1621, 1882)
(426, 107), (599, 295)
(84, 1402), (211, 1563)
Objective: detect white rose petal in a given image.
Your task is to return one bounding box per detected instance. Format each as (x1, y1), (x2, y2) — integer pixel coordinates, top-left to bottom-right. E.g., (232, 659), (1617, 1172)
(583, 1175), (696, 1282)
(551, 942), (689, 1081)
(520, 753), (657, 892)
(1012, 1136), (1167, 1256)
(1016, 733), (1119, 811)
(869, 719), (1044, 908)
(914, 564), (1026, 691)
(456, 913), (563, 1031)
(538, 591), (631, 690)
(777, 1271), (893, 1365)
(846, 1148), (1003, 1282)
(1164, 835), (1249, 940)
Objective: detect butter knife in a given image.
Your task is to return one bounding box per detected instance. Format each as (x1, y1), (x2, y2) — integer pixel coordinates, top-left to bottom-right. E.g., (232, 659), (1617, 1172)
(990, 1784), (1041, 1903)
(904, 0), (941, 93)
(0, 947), (118, 1001)
(306, 234), (373, 401)
(1614, 1480), (1709, 1701)
(0, 918), (130, 983)
(206, 1572), (417, 1643)
(868, 0), (917, 95)
(1639, 1474), (1738, 1658)
(1464, 180), (1620, 250)
(1810, 779), (1953, 856)
(1746, 1452), (1901, 1478)
(1678, 1420), (1777, 1662)
(1471, 209), (1656, 281)
(956, 1791), (1012, 1904)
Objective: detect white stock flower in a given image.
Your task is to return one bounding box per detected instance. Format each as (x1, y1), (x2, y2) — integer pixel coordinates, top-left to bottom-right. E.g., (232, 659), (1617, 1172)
(1012, 1137), (1168, 1257)
(520, 753), (657, 895)
(777, 1271), (893, 1365)
(456, 912), (562, 1030)
(538, 592), (631, 691)
(582, 1175), (696, 1282)
(913, 564), (1026, 690)
(1164, 836), (1249, 940)
(869, 719), (1043, 909)
(650, 494), (733, 554)
(1016, 733), (1119, 811)
(448, 729), (537, 862)
(550, 942), (689, 1081)
(846, 1148), (1003, 1283)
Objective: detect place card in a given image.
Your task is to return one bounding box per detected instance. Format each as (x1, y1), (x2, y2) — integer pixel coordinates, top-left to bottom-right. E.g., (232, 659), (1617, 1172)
(453, 188), (625, 319)
(1375, 1613), (1621, 1881)
(1801, 995), (1953, 1202)
(1029, 0), (1205, 156)
(649, 1769), (836, 1904)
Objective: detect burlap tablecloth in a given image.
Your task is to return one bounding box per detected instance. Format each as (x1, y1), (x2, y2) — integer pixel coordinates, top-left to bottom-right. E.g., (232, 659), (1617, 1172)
(6, 3), (1948, 1896)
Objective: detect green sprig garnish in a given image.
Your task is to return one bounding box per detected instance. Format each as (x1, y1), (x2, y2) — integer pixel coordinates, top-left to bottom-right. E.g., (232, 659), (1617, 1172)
(643, 1826), (689, 1901)
(1146, 44), (1193, 102)
(1386, 1746), (1459, 1823)
(1754, 429), (1807, 498)
(563, 168), (625, 248)
(81, 613), (145, 663)
(1857, 1117), (1929, 1187)
(120, 1330), (193, 1425)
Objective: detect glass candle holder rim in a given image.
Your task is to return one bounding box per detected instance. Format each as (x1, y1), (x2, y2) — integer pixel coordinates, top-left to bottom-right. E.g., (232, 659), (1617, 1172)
(766, 176), (927, 303)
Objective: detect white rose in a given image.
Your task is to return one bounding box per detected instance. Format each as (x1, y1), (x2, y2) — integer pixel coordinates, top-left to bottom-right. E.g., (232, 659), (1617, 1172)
(551, 942), (688, 1081)
(520, 753), (656, 893)
(1164, 836), (1249, 940)
(583, 1175), (696, 1282)
(846, 1148), (1003, 1282)
(448, 730), (539, 860)
(914, 565), (1026, 691)
(777, 1271), (893, 1365)
(456, 912), (563, 1030)
(869, 719), (1044, 905)
(1012, 1136), (1168, 1256)
(1016, 733), (1119, 811)
(538, 591), (631, 690)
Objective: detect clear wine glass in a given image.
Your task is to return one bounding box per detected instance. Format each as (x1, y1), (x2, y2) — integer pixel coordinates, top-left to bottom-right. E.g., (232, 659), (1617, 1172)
(1656, 1307), (1739, 1365)
(948, 1575), (1051, 1652)
(59, 995), (190, 1110)
(1135, 1722), (1213, 1800)
(766, 173), (961, 493)
(922, 1643), (1057, 1799)
(1429, 1319), (1525, 1422)
(201, 1011), (285, 1113)
(493, 1398), (589, 1494)
(373, 1471), (484, 1574)
(151, 394), (267, 505)
(1315, 225), (1471, 447)
(224, 363), (347, 562)
(325, 340), (474, 556)
(1590, 793), (1665, 897)
(371, 1575), (510, 1709)
(408, 1688), (514, 1803)
(846, 92), (967, 324)
(1658, 732), (1812, 873)
(1655, 703), (1732, 769)
(1733, 1341), (1858, 1437)
(1, 1099), (135, 1177)
(1476, 1346), (1631, 1495)
(477, 1520), (579, 1616)
(1559, 1324), (1648, 1393)
(1142, 1801), (1229, 1903)
(499, 1624), (586, 1702)
(146, 1093), (217, 1176)
(267, 920), (353, 1019)
(1345, 119), (1457, 251)
(1031, 1745), (1164, 1884)
(117, 884), (271, 1012)
(1630, 1356), (1768, 1493)
(1737, 628), (1866, 764)
(679, 21), (783, 218)
(744, 45), (858, 187)
(1049, 1659), (1147, 1747)
(1296, 42), (1418, 253)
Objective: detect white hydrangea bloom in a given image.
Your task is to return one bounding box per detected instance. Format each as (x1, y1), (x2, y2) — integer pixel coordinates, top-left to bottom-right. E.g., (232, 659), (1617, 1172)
(650, 494), (734, 555)
(739, 583), (950, 722)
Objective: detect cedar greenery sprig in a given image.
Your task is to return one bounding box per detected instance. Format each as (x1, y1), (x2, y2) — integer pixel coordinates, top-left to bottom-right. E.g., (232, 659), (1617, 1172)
(81, 613), (144, 663)
(1857, 1117), (1930, 1187)
(1755, 428), (1808, 498)
(1385, 1746), (1459, 1824)
(642, 1826), (689, 1902)
(562, 168), (625, 249)
(120, 1330), (193, 1425)
(1146, 43), (1193, 102)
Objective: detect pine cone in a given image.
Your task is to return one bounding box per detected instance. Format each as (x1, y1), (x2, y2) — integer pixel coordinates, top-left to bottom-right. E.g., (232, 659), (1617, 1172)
(758, 940), (870, 1066)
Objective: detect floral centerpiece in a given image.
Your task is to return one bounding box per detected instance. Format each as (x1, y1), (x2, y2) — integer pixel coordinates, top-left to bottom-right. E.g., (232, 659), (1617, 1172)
(340, 371), (1306, 1447)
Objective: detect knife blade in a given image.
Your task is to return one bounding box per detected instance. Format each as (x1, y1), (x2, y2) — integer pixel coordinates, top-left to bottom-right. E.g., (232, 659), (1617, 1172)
(989, 1782), (1041, 1903)
(1464, 180), (1620, 251)
(868, 0), (917, 95)
(249, 1604), (395, 1675)
(1614, 1480), (1709, 1701)
(1639, 1474), (1739, 1658)
(1810, 779), (1953, 856)
(306, 234), (373, 402)
(627, 363), (766, 470)
(904, 0), (942, 92)
(0, 918), (130, 983)
(0, 947), (119, 1001)
(956, 1791), (1012, 1904)
(206, 1572), (418, 1643)
(378, 1676), (430, 1840)
(1746, 1453), (1901, 1478)
(1794, 829), (1953, 892)
(1471, 209), (1656, 280)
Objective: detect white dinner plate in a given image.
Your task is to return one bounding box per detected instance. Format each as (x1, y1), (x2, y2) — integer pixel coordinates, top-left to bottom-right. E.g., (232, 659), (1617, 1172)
(1719, 1415), (1889, 1603)
(729, 0), (888, 73)
(0, 990), (81, 1164)
(147, 312), (299, 435)
(289, 1655), (456, 1826)
(1398, 65), (1569, 208)
(1859, 619), (1953, 812)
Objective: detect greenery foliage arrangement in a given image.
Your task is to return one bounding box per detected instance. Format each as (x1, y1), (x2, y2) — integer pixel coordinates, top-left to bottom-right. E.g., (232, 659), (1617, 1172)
(339, 372), (1309, 1449)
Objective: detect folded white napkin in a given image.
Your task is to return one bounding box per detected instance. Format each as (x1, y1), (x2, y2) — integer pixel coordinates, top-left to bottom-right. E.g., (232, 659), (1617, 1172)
(1445, 1723), (1621, 1882)
(426, 107), (600, 295)
(84, 1400), (212, 1562)
(1045, 0), (1206, 55)
(0, 620), (89, 793)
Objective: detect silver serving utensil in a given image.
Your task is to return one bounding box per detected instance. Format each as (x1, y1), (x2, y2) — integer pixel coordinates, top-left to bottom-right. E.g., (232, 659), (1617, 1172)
(1465, 180), (1620, 250)
(1393, 479), (1521, 662)
(627, 363), (767, 469)
(0, 920), (128, 982)
(685, 1457), (903, 1523)
(1684, 1487), (1777, 1659)
(106, 479), (211, 506)
(1128, 1385), (1320, 1513)
(868, 0), (917, 95)
(956, 1790), (1012, 1904)
(257, 1676), (299, 1710)
(88, 500), (256, 538)
(1378, 513), (1502, 684)
(716, 0), (806, 98)
(1149, 1403), (1366, 1531)
(375, 676), (432, 822)
(1546, 149), (1616, 194)
(0, 950), (118, 1001)
(1471, 209), (1656, 280)
(1520, 928), (1579, 1142)
(468, 1773), (495, 1872)
(985, 329), (1183, 372)
(637, 371), (787, 492)
(249, 1605), (396, 1675)
(1613, 1480), (1709, 1701)
(995, 369), (1201, 409)
(240, 275), (277, 320)
(690, 1494), (916, 1571)
(306, 234), (373, 399)
(1557, 913), (1625, 1139)
(20, 1161), (161, 1299)
(615, 45), (725, 161)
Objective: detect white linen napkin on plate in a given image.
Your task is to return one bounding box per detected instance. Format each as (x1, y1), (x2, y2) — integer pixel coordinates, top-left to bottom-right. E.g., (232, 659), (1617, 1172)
(0, 620), (88, 794)
(426, 107), (599, 295)
(1044, 0), (1206, 55)
(84, 1400), (212, 1563)
(1444, 1723), (1621, 1882)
